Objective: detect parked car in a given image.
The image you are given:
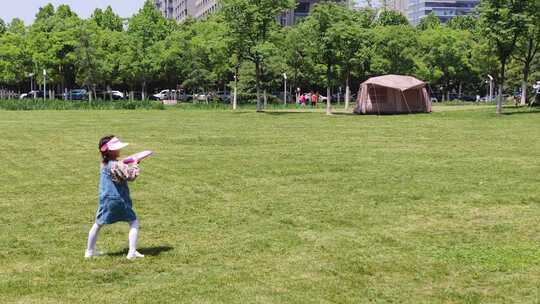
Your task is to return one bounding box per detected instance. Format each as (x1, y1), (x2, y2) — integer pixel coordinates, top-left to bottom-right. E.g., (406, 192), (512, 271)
(152, 89), (178, 100)
(106, 90), (126, 100)
(193, 93), (210, 102)
(480, 96), (492, 102)
(94, 90), (125, 100)
(460, 95), (477, 102)
(20, 90), (44, 99)
(68, 89), (88, 100)
(215, 91), (231, 102)
(178, 93), (192, 101)
(329, 93), (357, 102)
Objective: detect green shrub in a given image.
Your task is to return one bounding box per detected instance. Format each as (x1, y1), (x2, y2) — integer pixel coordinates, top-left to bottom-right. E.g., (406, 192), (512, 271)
(0, 99), (165, 111)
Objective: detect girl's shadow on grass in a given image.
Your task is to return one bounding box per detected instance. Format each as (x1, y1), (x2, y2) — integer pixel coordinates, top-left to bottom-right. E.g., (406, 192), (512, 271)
(106, 246), (173, 257)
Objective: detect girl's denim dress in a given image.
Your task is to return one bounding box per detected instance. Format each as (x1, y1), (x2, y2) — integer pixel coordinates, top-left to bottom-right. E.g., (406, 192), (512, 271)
(96, 161), (137, 225)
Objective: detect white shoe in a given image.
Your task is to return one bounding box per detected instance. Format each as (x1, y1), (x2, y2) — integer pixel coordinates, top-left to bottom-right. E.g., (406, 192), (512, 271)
(85, 250), (104, 258)
(126, 251), (145, 260)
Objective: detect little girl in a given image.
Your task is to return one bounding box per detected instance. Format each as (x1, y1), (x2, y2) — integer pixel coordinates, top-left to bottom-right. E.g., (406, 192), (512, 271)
(85, 135), (144, 260)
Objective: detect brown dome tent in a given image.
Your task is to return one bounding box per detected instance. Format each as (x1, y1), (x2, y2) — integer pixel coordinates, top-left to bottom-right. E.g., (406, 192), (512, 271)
(354, 75), (432, 114)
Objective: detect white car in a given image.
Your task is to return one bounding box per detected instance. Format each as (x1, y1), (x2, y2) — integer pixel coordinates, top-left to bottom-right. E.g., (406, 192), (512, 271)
(110, 91), (124, 99)
(19, 90), (41, 99)
(153, 90), (177, 100)
(193, 93), (210, 102)
(103, 90), (125, 100)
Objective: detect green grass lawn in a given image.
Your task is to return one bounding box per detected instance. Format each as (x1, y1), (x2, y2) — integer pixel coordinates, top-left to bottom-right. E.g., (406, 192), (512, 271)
(1, 106), (540, 303)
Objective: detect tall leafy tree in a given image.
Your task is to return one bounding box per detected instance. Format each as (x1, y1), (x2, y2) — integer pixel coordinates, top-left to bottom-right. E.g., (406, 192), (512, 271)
(181, 17), (232, 99)
(161, 21), (195, 92)
(8, 18), (26, 35)
(371, 25), (418, 76)
(513, 0), (540, 105)
(78, 7), (129, 99)
(28, 4), (57, 90)
(447, 15), (477, 31)
(0, 18), (6, 36)
(417, 27), (475, 100)
(28, 4), (81, 93)
(375, 9), (410, 26)
(125, 0), (171, 99)
(76, 20), (103, 100)
(302, 2), (351, 115)
(91, 6), (124, 32)
(478, 0), (527, 113)
(329, 19), (373, 109)
(222, 0), (295, 111)
(281, 23), (317, 99)
(0, 19), (30, 89)
(417, 13), (441, 31)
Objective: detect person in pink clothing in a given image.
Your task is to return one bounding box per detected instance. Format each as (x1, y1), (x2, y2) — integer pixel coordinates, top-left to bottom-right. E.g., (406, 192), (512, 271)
(299, 93), (306, 107)
(311, 91), (318, 108)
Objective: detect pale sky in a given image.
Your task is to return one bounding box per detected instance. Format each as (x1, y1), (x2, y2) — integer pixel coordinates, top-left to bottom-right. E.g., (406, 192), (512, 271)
(0, 0), (146, 25)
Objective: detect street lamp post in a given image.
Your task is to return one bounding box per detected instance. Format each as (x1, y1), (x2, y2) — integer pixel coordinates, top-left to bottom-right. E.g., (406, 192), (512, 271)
(43, 69), (47, 101)
(487, 74), (494, 103)
(485, 80), (489, 102)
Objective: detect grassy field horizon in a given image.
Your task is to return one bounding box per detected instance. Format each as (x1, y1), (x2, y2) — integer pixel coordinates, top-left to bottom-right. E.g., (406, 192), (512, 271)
(1, 105), (539, 303)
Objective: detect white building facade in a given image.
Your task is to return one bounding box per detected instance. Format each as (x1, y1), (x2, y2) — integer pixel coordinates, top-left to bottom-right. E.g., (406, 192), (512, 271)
(408, 0), (479, 25)
(154, 0), (344, 24)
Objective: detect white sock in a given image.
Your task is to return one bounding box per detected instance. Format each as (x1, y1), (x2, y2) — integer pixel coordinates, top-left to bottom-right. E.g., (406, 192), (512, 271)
(86, 223), (101, 253)
(128, 220), (139, 254)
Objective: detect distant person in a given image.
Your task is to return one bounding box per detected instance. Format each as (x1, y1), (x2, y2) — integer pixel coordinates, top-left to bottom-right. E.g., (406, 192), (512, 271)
(532, 81), (540, 106)
(85, 135), (145, 260)
(300, 93), (306, 107)
(311, 91), (318, 108)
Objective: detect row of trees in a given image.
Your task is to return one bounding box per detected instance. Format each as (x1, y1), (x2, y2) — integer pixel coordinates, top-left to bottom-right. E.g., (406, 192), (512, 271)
(0, 0), (539, 113)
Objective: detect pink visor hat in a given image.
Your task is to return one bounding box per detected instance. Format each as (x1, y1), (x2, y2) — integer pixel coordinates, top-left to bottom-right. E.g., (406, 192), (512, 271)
(100, 137), (129, 152)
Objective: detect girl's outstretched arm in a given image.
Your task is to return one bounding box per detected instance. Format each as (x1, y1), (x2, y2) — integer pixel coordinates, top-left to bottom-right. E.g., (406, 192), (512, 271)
(110, 161), (140, 182)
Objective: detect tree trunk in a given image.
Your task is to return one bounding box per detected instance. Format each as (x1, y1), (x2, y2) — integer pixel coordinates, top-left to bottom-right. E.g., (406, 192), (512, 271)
(293, 67), (298, 103)
(107, 85), (112, 101)
(255, 58), (262, 112)
(326, 65), (332, 115)
(345, 72), (351, 110)
(497, 61), (506, 115)
(142, 80), (147, 100)
(233, 63), (239, 110)
(233, 77), (238, 111)
(92, 85), (97, 103)
(520, 64), (529, 106)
